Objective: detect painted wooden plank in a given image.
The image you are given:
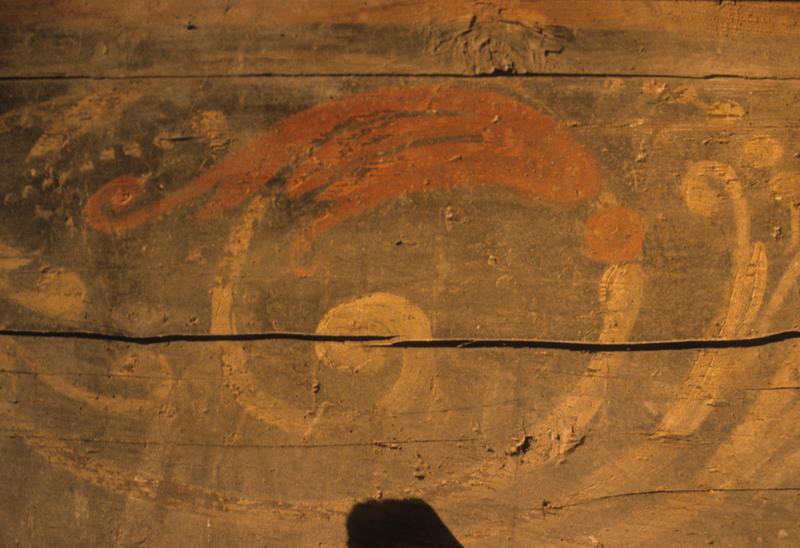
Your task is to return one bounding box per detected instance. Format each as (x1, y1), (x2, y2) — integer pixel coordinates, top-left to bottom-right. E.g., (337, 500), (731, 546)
(2, 1), (800, 78)
(2, 5), (800, 544)
(1, 335), (799, 545)
(1, 77), (799, 339)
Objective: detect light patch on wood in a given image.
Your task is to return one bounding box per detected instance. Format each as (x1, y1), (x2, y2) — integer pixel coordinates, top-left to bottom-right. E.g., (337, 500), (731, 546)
(529, 262), (645, 460)
(706, 100), (746, 120)
(602, 78), (625, 93)
(191, 110), (232, 154)
(211, 196), (312, 433)
(25, 88), (141, 160)
(770, 171), (800, 248)
(743, 135), (784, 168)
(0, 242), (35, 271)
(122, 142), (142, 158)
(659, 162), (764, 437)
(0, 266), (86, 323)
(315, 292), (431, 374)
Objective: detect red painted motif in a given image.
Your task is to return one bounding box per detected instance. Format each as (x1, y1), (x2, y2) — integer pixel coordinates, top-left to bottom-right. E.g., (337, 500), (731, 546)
(84, 86), (644, 267)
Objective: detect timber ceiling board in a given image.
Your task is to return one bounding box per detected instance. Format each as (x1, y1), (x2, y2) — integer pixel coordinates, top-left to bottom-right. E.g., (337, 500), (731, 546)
(2, 1), (800, 78)
(2, 76), (800, 337)
(2, 335), (799, 545)
(2, 2), (800, 547)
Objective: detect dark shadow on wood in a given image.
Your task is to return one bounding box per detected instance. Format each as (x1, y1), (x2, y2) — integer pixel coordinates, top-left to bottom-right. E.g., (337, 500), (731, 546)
(346, 498), (463, 548)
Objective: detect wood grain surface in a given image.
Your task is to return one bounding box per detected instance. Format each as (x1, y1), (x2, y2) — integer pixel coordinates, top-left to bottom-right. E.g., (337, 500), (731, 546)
(1, 2), (800, 546)
(3, 1), (800, 78)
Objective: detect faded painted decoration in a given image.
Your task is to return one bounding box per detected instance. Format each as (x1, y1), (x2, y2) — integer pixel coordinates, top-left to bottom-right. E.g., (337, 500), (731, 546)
(1, 2), (800, 546)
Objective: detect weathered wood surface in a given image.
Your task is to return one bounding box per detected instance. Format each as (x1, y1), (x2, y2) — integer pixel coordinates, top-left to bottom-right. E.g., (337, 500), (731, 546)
(2, 2), (800, 547)
(2, 76), (799, 338)
(2, 337), (800, 545)
(2, 1), (800, 78)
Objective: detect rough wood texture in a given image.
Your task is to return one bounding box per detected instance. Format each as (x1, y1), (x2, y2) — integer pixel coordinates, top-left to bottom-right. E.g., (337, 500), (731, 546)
(2, 76), (799, 338)
(3, 1), (800, 78)
(2, 2), (800, 547)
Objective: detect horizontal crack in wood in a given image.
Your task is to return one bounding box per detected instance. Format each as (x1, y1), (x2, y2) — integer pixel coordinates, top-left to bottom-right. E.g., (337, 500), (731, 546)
(6, 432), (478, 450)
(556, 486), (800, 511)
(1, 328), (799, 351)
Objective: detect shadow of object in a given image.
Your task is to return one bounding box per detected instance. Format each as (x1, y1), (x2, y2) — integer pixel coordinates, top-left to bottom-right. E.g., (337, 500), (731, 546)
(346, 498), (463, 548)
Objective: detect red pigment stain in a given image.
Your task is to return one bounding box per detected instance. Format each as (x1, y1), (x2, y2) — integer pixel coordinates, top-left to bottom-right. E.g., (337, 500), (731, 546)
(83, 86), (643, 269)
(583, 206), (646, 263)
